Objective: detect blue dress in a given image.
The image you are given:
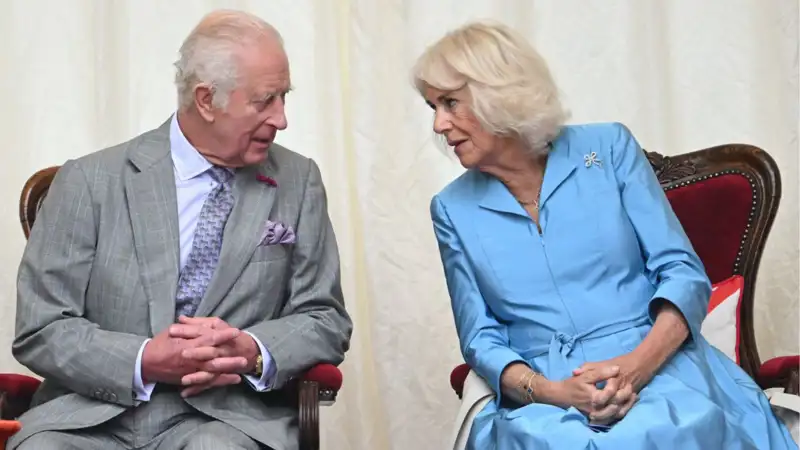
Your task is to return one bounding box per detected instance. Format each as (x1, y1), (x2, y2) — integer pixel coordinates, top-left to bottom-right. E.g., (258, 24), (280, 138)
(431, 122), (797, 449)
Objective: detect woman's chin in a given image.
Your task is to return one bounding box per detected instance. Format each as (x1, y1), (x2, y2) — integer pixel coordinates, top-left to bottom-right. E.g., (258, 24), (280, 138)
(456, 154), (482, 170)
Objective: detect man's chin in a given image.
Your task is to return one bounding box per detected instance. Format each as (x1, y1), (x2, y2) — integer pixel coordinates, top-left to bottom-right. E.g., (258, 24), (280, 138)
(244, 149), (270, 166)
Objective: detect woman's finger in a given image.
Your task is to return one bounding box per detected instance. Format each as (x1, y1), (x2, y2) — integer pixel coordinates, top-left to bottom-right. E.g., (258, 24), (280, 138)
(611, 383), (632, 405)
(591, 376), (619, 408)
(589, 402), (620, 423)
(582, 365), (620, 384)
(616, 393), (639, 419)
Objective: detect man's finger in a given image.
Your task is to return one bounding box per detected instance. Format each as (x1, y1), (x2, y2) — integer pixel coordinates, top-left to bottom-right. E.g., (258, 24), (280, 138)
(180, 374), (242, 398)
(181, 370), (218, 386)
(168, 324), (210, 340)
(582, 365), (620, 384)
(180, 384), (212, 398)
(181, 346), (234, 361)
(178, 316), (229, 329)
(191, 327), (240, 347)
(200, 356), (249, 373)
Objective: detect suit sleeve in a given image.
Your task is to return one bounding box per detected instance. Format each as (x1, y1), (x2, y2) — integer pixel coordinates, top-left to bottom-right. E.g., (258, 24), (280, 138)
(244, 158), (352, 389)
(431, 195), (525, 406)
(14, 160), (147, 406)
(609, 122), (712, 344)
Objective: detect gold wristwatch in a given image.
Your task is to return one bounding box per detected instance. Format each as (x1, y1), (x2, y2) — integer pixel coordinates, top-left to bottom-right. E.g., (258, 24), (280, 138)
(254, 354), (264, 377)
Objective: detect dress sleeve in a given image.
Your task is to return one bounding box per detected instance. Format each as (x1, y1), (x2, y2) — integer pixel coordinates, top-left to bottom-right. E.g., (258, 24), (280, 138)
(609, 122), (712, 345)
(431, 195), (525, 406)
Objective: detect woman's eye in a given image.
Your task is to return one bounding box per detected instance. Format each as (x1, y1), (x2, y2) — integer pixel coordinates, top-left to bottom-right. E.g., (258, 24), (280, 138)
(444, 98), (458, 109)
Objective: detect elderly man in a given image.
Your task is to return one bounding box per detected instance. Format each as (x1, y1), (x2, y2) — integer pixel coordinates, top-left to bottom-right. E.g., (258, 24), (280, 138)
(10, 9), (351, 450)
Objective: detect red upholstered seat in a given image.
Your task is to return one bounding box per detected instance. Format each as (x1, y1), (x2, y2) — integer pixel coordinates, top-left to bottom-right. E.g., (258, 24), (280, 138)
(448, 146), (798, 399)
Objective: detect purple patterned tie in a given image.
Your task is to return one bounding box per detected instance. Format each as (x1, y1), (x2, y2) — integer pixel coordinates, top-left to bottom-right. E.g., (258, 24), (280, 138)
(175, 166), (235, 318)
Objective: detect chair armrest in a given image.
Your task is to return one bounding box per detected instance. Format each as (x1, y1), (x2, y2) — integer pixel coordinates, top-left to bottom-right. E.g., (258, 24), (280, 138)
(758, 355), (799, 395)
(298, 364), (342, 450)
(301, 363), (342, 400)
(450, 364), (470, 399)
(0, 374), (41, 421)
(0, 420), (22, 450)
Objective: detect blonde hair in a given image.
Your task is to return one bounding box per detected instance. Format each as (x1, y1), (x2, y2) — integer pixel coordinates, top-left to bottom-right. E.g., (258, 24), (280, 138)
(175, 10), (283, 109)
(413, 20), (568, 152)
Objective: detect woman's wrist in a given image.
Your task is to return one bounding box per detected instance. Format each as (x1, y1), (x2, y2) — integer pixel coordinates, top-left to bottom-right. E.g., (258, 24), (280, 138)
(531, 377), (565, 407)
(501, 363), (559, 406)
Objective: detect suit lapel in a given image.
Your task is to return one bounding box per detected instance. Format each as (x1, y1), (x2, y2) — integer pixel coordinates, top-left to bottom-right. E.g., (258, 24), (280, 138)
(195, 163), (277, 317)
(124, 120), (181, 335)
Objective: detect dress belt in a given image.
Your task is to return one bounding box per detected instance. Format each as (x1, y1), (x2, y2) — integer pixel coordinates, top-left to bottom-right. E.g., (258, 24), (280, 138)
(518, 315), (651, 380)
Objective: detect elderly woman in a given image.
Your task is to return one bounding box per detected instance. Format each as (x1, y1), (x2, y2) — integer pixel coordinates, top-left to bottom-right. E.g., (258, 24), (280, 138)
(414, 21), (797, 449)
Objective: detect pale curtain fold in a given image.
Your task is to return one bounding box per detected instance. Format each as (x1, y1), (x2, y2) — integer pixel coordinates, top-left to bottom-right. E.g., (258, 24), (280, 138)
(0, 1), (797, 449)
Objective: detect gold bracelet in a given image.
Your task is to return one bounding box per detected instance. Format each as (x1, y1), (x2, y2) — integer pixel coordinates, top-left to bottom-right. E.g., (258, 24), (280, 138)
(515, 372), (528, 393)
(517, 370), (540, 403)
(525, 372), (540, 403)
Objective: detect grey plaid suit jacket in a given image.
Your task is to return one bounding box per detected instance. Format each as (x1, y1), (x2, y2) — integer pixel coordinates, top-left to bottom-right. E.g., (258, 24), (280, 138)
(11, 118), (352, 449)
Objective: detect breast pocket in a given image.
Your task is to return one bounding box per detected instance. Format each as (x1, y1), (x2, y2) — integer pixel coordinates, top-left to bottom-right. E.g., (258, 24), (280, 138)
(250, 244), (290, 263)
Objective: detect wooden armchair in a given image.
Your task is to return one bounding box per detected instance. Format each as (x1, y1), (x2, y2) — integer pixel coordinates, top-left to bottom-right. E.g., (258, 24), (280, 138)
(450, 144), (799, 398)
(0, 165), (341, 450)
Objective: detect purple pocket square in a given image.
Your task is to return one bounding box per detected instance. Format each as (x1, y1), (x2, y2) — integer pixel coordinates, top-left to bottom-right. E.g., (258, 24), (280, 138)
(259, 220), (296, 246)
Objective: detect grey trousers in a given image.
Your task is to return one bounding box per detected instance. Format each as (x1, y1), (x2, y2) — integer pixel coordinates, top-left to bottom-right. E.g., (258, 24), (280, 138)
(10, 390), (265, 450)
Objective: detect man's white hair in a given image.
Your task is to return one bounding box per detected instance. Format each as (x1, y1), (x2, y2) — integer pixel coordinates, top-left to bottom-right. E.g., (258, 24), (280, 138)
(174, 9), (283, 110)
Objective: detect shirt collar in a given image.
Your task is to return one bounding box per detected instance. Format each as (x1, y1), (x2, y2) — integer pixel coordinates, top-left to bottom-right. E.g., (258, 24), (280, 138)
(169, 113), (213, 181)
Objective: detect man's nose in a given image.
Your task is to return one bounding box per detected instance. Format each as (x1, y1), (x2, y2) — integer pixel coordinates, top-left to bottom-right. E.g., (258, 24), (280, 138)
(267, 100), (288, 130)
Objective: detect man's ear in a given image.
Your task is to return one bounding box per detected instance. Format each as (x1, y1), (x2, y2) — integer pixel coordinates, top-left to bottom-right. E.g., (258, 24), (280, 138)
(194, 84), (216, 122)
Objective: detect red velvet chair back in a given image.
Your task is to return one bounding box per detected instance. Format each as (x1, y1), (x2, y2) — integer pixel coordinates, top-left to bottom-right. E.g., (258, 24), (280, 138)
(645, 145), (781, 379)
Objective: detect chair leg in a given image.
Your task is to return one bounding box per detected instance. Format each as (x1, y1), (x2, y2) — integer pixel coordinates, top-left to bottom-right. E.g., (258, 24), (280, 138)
(298, 380), (320, 450)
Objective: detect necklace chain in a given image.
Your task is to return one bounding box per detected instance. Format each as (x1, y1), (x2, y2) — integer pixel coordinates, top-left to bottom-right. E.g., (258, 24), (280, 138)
(517, 186), (541, 210)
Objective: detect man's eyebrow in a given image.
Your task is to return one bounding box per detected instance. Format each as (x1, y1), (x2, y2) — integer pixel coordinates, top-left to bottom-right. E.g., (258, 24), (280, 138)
(255, 86), (294, 102)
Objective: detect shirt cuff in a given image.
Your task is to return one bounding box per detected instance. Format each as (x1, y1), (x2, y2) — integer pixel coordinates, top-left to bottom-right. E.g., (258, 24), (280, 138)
(243, 331), (276, 391)
(133, 339), (156, 402)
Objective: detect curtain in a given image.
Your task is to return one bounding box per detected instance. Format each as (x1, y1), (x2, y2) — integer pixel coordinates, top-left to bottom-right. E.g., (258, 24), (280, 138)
(0, 1), (796, 448)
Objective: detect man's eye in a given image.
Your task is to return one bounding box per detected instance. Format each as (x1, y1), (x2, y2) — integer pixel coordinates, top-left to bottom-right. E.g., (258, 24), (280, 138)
(253, 97), (274, 111)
